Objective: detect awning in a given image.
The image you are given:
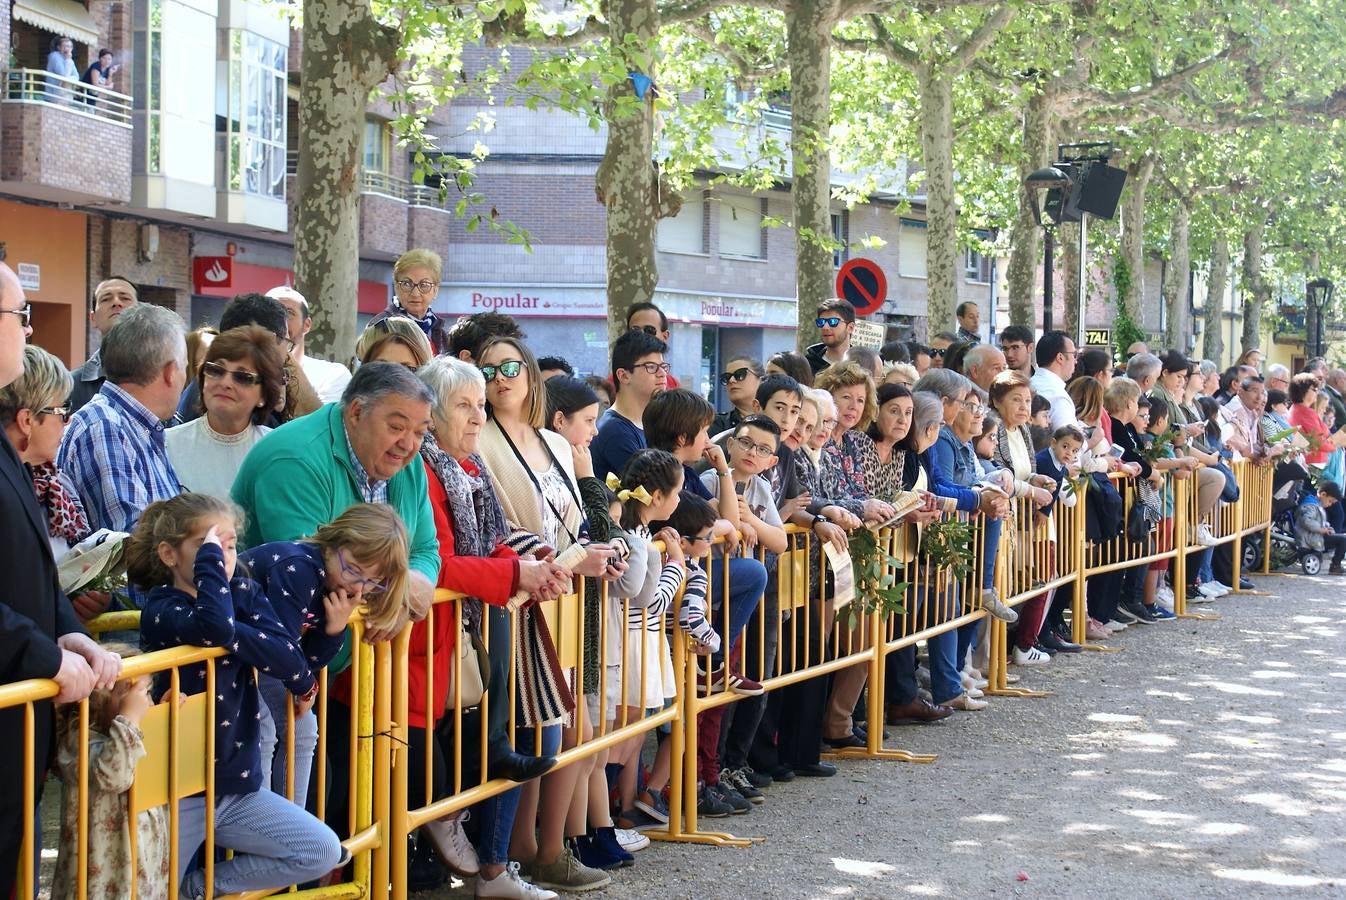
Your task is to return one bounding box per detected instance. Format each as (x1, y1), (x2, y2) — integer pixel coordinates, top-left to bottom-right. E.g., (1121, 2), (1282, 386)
(11, 0), (100, 48)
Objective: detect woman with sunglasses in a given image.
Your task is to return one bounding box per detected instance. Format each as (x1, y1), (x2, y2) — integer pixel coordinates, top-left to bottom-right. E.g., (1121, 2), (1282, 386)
(166, 326), (285, 500)
(0, 344), (91, 563)
(368, 248), (450, 354)
(711, 356), (763, 435)
(474, 335), (623, 893)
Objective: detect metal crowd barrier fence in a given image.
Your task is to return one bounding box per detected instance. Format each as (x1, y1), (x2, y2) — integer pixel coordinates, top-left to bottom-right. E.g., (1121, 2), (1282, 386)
(4, 461), (1280, 895)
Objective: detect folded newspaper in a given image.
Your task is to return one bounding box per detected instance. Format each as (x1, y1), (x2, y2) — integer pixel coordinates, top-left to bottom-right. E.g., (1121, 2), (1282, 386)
(58, 529), (130, 596)
(506, 537), (629, 611)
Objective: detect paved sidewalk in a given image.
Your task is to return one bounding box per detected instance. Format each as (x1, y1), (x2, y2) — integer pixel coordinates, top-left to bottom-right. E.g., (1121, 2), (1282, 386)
(465, 572), (1346, 899)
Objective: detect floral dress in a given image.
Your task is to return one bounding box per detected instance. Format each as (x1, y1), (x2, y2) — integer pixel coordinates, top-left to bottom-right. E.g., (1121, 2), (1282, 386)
(818, 429), (877, 517)
(52, 715), (170, 900)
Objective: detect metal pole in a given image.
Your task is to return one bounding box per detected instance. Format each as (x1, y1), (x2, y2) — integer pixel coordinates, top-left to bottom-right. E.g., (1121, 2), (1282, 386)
(988, 254), (998, 342)
(1042, 228), (1054, 334)
(1076, 212), (1088, 349)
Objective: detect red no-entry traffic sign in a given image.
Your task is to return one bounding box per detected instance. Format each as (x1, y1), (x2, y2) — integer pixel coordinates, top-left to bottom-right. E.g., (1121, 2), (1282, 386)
(835, 258), (887, 317)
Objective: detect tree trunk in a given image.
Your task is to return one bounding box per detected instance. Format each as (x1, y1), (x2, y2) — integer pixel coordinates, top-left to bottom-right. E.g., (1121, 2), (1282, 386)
(787, 0), (841, 349)
(1241, 217), (1267, 354)
(1118, 156), (1154, 325)
(296, 0), (399, 360)
(596, 0), (663, 349)
(1161, 201), (1191, 351)
(1202, 235), (1229, 362)
(1006, 90), (1052, 327)
(1060, 220), (1080, 338)
(917, 64), (958, 334)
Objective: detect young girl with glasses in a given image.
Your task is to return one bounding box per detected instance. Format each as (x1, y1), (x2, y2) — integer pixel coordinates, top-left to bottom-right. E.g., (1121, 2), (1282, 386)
(128, 493), (344, 897)
(238, 502), (411, 807)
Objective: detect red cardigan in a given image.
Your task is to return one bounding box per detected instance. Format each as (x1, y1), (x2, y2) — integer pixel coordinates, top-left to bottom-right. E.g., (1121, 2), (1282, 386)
(333, 458), (520, 729)
(1290, 403), (1332, 465)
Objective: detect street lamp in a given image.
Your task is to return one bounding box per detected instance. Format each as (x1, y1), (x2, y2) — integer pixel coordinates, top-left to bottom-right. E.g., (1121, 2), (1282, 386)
(1024, 166), (1072, 333)
(1306, 276), (1334, 359)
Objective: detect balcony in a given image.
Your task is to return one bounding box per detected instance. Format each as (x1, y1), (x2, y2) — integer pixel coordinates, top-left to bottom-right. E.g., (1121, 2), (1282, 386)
(407, 184), (452, 250)
(0, 69), (133, 204)
(359, 170), (409, 258)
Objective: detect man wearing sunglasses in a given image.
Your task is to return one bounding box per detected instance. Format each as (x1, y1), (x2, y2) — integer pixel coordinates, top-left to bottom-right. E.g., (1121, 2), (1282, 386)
(68, 276), (138, 412)
(804, 298), (855, 375)
(0, 261), (120, 900)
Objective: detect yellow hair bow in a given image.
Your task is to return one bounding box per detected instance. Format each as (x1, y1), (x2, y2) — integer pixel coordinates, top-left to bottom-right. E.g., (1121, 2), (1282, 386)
(605, 472), (653, 505)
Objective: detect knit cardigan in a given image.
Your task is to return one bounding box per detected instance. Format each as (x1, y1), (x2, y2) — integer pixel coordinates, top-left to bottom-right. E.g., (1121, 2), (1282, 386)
(478, 419), (584, 552)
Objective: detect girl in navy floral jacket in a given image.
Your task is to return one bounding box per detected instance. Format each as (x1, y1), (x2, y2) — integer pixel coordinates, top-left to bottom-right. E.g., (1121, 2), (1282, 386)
(130, 493), (343, 898)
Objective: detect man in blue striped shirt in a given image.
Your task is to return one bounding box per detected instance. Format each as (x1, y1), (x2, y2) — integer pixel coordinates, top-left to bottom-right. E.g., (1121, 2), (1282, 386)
(58, 303), (186, 535)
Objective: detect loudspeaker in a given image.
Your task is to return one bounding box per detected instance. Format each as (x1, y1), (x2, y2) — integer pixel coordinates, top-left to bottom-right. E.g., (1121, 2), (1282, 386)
(1064, 163), (1128, 221)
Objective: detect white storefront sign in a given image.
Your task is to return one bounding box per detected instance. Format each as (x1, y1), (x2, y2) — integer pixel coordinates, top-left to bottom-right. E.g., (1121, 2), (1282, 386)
(436, 284), (798, 329)
(16, 263), (39, 291)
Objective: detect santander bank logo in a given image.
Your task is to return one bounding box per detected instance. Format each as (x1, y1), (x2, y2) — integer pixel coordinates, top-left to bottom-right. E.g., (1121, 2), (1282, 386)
(204, 260), (229, 283)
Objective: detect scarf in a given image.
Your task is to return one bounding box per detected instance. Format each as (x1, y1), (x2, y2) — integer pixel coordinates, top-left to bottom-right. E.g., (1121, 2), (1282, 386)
(31, 462), (89, 543)
(394, 299), (439, 341)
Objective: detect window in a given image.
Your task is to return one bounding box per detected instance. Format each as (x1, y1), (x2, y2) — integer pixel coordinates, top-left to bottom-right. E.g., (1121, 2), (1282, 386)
(831, 211), (849, 268)
(363, 119), (390, 175)
(718, 196), (764, 259)
(220, 29), (286, 198)
(658, 190), (706, 254)
(898, 218), (927, 279)
(965, 248), (992, 283)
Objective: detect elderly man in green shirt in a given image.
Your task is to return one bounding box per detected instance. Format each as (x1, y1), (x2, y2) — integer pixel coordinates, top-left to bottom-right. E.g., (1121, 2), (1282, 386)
(232, 362), (439, 641)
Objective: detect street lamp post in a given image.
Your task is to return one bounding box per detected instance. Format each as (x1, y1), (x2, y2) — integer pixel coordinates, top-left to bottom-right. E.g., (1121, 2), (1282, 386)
(1024, 165), (1072, 335)
(1306, 277), (1334, 359)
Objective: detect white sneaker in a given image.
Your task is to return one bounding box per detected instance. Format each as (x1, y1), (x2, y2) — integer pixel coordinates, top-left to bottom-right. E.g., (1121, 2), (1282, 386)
(965, 686), (984, 699)
(424, 812), (480, 877)
(1105, 620), (1129, 632)
(1196, 582), (1223, 598)
(1012, 646), (1051, 666)
(961, 671), (988, 691)
(476, 862), (559, 899)
(1155, 585), (1175, 609)
(1210, 581), (1233, 595)
(1197, 523), (1219, 547)
(613, 827), (649, 852)
(981, 588), (1019, 623)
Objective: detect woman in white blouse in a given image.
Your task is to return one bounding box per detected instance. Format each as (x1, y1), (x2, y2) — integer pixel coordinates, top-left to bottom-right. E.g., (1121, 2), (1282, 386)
(166, 325), (284, 498)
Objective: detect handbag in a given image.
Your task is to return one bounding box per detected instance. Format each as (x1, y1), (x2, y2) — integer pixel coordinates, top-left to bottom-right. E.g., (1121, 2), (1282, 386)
(1127, 478), (1162, 542)
(446, 626), (490, 710)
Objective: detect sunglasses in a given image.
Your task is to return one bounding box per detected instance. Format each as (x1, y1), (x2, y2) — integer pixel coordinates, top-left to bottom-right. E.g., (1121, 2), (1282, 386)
(395, 278), (438, 295)
(631, 324), (660, 336)
(719, 367), (755, 385)
(816, 317), (845, 328)
(480, 359), (524, 382)
(202, 361), (265, 386)
(930, 348), (946, 359)
(0, 302), (31, 329)
(37, 405), (71, 423)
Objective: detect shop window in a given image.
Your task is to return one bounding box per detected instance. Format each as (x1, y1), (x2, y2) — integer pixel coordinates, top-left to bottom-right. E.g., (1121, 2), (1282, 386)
(898, 217), (927, 279)
(658, 190), (706, 255)
(219, 29), (286, 198)
(719, 196), (764, 259)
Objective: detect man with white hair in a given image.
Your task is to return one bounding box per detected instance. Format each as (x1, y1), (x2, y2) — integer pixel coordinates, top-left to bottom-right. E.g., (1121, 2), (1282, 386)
(0, 262), (120, 897)
(58, 303), (187, 532)
(1264, 363), (1291, 395)
(1125, 352), (1162, 394)
(964, 343), (1006, 392)
(266, 285), (351, 403)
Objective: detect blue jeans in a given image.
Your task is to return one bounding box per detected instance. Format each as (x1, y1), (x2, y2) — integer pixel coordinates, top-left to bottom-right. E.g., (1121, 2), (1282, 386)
(981, 517), (1002, 591)
(1197, 547), (1215, 584)
(177, 790), (342, 898)
(924, 585), (964, 704)
(256, 675), (318, 806)
(708, 556), (768, 667)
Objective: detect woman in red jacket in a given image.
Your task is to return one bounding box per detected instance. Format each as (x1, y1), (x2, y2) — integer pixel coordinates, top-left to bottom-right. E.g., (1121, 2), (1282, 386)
(1289, 373), (1334, 466)
(415, 356), (570, 897)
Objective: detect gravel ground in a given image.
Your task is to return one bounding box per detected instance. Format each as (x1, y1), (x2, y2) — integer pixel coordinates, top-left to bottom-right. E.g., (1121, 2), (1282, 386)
(436, 572), (1346, 900)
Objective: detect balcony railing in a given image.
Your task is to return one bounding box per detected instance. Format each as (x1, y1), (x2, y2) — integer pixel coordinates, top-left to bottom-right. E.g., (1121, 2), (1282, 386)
(3, 68), (132, 127)
(361, 170), (407, 200)
(407, 183), (450, 209)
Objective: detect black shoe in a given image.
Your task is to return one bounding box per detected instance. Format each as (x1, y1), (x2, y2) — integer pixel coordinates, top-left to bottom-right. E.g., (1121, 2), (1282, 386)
(768, 765), (796, 782)
(1120, 598), (1157, 625)
(1045, 630), (1082, 653)
(1033, 641), (1058, 657)
(738, 765), (772, 789)
(490, 751), (557, 782)
(792, 762), (838, 777)
(1238, 577), (1254, 590)
(711, 781), (752, 814)
(825, 733), (866, 749)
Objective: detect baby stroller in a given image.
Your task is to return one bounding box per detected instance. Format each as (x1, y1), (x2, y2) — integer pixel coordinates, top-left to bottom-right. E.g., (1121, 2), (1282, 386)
(1242, 473), (1324, 575)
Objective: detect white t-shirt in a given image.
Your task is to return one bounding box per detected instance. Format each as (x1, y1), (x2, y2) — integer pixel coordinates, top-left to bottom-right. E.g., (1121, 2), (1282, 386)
(699, 471), (783, 529)
(165, 416), (271, 499)
(301, 355), (353, 403)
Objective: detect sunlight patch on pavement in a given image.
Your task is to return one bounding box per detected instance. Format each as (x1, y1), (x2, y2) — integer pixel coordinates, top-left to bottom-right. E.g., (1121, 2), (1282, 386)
(1194, 822), (1251, 836)
(1199, 681), (1284, 697)
(963, 813), (1010, 823)
(832, 858), (895, 878)
(1218, 712), (1280, 725)
(1123, 809), (1198, 825)
(1063, 823), (1113, 834)
(1117, 788), (1169, 801)
(1212, 867), (1332, 887)
(1088, 712), (1144, 724)
(1237, 792), (1314, 816)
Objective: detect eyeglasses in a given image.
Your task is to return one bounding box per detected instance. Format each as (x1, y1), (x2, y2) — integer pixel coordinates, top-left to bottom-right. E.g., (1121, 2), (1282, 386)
(0, 303), (31, 329)
(816, 317), (844, 328)
(37, 405), (71, 423)
(336, 548), (387, 593)
(960, 400), (989, 416)
(630, 361), (672, 376)
(202, 361), (265, 386)
(395, 278), (438, 295)
(279, 335), (297, 355)
(733, 435), (775, 458)
(690, 530), (713, 544)
(631, 324), (660, 336)
(719, 367), (755, 385)
(480, 360), (524, 383)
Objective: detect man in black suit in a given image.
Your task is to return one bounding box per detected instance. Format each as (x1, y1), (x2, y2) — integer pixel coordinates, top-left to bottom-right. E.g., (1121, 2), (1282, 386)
(0, 261), (121, 897)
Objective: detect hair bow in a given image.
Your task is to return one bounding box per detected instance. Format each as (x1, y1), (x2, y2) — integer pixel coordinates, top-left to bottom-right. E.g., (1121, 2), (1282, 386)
(605, 472), (653, 505)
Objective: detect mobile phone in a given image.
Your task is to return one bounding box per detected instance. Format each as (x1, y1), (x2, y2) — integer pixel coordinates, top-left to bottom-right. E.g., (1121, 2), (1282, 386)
(734, 481), (747, 496)
(1109, 444), (1124, 458)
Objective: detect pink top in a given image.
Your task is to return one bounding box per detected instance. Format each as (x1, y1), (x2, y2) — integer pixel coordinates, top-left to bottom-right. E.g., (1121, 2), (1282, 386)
(1289, 403), (1331, 465)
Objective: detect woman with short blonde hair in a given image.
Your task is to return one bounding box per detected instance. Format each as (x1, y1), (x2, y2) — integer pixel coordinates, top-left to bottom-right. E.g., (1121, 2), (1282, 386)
(354, 316), (434, 370)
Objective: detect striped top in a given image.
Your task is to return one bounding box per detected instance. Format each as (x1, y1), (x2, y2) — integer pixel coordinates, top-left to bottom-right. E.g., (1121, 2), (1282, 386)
(605, 526), (686, 657)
